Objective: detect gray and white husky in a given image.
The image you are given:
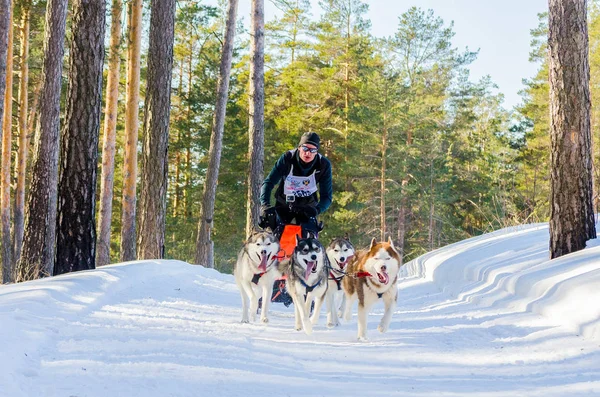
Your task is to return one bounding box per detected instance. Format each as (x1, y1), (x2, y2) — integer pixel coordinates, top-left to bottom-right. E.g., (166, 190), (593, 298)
(234, 228), (281, 324)
(325, 236), (355, 327)
(279, 235), (328, 335)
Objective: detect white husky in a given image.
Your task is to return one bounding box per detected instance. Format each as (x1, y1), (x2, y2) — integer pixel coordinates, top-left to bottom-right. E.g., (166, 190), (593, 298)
(324, 237), (355, 327)
(342, 237), (401, 340)
(279, 235), (328, 335)
(234, 229), (280, 323)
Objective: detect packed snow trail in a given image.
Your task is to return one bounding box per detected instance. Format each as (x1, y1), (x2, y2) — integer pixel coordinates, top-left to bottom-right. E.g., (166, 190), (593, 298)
(1, 223), (600, 396)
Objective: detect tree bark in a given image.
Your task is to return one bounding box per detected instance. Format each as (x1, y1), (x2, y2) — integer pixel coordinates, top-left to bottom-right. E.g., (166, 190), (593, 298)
(120, 0), (143, 262)
(16, 0), (68, 281)
(1, 0), (13, 283)
(12, 4), (30, 268)
(54, 0), (106, 275)
(548, 0), (597, 259)
(137, 0), (176, 260)
(195, 0), (238, 267)
(96, 0), (123, 267)
(549, 0), (596, 252)
(246, 0), (265, 238)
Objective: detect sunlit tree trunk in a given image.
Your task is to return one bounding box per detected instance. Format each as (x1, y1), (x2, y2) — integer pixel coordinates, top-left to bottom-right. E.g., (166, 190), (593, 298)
(120, 0), (142, 262)
(97, 0), (123, 267)
(16, 0), (68, 281)
(246, 0), (265, 238)
(548, 0), (596, 258)
(195, 0), (238, 267)
(1, 0), (13, 283)
(12, 4), (30, 268)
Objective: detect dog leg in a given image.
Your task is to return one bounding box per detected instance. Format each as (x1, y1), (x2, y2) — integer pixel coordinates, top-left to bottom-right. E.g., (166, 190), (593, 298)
(239, 288), (250, 323)
(260, 281), (271, 323)
(357, 302), (369, 341)
(343, 292), (356, 322)
(378, 293), (396, 333)
(325, 290), (338, 327)
(240, 281), (258, 322)
(337, 292), (346, 320)
(291, 294), (303, 331)
(310, 294), (325, 326)
(296, 293), (313, 335)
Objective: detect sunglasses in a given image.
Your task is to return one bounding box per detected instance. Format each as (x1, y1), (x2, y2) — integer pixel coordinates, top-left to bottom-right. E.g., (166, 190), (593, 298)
(300, 145), (318, 154)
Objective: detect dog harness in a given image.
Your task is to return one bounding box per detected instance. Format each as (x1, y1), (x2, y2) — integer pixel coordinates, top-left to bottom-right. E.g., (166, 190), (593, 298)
(328, 269), (345, 291)
(251, 272), (266, 285)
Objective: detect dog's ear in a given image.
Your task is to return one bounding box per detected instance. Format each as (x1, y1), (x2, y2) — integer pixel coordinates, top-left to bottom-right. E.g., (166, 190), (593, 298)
(387, 236), (396, 250)
(295, 234), (301, 245)
(343, 232), (351, 243)
(306, 231), (315, 239)
(369, 237), (377, 250)
(264, 226), (273, 234)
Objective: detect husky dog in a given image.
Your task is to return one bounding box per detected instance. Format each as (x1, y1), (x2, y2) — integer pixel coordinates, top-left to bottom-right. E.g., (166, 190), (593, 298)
(324, 236), (355, 327)
(279, 235), (328, 335)
(234, 228), (281, 324)
(342, 237), (401, 340)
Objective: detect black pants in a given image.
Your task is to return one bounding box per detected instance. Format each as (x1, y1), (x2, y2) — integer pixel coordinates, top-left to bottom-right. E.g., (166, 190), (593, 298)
(260, 205), (319, 238)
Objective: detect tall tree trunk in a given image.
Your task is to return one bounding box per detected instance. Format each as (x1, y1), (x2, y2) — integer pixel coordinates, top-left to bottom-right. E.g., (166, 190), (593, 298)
(12, 5), (30, 268)
(397, 128), (413, 264)
(380, 84), (388, 242)
(195, 0), (238, 267)
(54, 0), (106, 275)
(1, 0), (13, 283)
(137, 0), (176, 260)
(245, 0), (265, 238)
(120, 0), (142, 262)
(96, 0), (123, 267)
(0, 0), (8, 143)
(16, 0), (68, 282)
(548, 0), (596, 259)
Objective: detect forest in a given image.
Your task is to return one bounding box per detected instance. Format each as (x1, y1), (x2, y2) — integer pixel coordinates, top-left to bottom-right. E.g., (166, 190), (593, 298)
(0, 0), (598, 279)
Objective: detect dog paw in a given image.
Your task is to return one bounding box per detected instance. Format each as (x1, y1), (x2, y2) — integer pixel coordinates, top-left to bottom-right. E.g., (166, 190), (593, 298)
(343, 313), (352, 322)
(241, 319), (249, 324)
(377, 324), (388, 333)
(326, 321), (339, 328)
(296, 326), (303, 331)
(357, 335), (369, 342)
(261, 317), (269, 324)
(304, 324), (313, 335)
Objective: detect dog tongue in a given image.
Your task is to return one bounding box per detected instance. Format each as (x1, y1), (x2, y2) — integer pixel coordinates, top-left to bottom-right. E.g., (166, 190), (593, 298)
(378, 271), (389, 285)
(304, 261), (315, 279)
(258, 254), (268, 272)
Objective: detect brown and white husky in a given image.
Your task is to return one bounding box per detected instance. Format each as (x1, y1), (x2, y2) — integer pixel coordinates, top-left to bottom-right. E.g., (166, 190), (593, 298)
(342, 237), (401, 340)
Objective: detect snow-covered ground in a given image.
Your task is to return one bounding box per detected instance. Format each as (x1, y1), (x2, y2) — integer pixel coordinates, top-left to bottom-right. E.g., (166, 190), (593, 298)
(2, 223), (600, 396)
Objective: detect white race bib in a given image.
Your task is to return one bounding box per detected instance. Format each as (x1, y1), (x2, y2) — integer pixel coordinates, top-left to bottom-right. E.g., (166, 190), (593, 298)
(283, 165), (318, 199)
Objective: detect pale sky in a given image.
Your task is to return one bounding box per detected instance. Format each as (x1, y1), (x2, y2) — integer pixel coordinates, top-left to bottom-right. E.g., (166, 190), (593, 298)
(230, 0), (549, 110)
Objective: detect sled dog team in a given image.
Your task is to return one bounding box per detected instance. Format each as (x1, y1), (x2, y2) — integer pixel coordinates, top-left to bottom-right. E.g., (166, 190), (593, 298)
(234, 229), (401, 340)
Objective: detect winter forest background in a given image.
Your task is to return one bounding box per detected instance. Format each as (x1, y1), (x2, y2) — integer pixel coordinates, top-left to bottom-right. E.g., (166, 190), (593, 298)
(0, 0), (597, 279)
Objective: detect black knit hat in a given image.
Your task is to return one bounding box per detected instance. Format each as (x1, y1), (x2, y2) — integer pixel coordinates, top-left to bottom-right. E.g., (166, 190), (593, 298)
(298, 132), (320, 149)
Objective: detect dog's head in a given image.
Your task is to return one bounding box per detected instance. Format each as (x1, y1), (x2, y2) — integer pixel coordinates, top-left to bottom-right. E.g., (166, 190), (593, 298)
(293, 234), (325, 281)
(246, 228), (280, 272)
(363, 237), (400, 286)
(327, 235), (355, 273)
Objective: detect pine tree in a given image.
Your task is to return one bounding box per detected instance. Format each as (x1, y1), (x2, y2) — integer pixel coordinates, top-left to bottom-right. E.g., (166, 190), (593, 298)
(548, 0), (596, 258)
(195, 0), (238, 268)
(16, 0), (69, 281)
(54, 0), (106, 275)
(97, 0), (123, 267)
(137, 0), (177, 259)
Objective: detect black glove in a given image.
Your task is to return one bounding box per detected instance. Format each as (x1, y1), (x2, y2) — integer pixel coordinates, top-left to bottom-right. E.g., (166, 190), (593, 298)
(260, 204), (272, 218)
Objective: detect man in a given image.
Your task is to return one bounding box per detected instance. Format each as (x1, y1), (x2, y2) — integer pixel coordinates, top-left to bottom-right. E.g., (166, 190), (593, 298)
(260, 132), (332, 236)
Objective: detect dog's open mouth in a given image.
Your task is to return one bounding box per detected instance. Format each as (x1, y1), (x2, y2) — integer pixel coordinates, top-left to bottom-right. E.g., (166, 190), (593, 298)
(304, 260), (316, 279)
(257, 253), (269, 272)
(377, 271), (389, 285)
(336, 259), (347, 270)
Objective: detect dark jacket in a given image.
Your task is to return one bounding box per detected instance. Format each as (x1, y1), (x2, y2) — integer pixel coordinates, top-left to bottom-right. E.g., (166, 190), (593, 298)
(260, 149), (332, 214)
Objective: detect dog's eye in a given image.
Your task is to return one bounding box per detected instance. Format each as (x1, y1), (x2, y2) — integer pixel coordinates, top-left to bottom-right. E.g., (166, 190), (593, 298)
(267, 242), (271, 246)
(334, 249), (339, 252)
